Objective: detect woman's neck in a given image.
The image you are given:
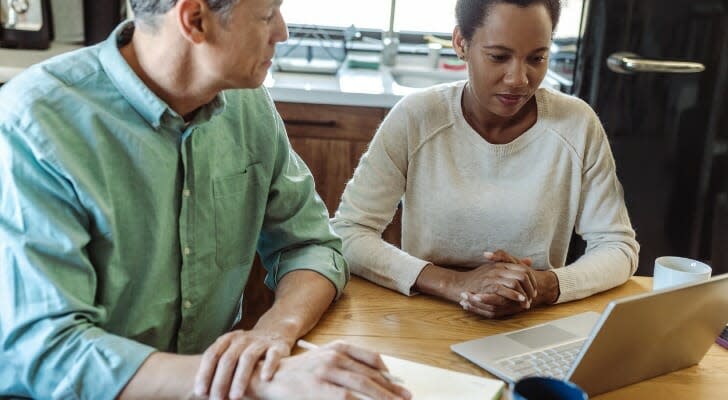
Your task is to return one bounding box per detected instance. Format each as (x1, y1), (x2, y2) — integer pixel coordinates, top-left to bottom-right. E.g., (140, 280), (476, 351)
(461, 84), (538, 145)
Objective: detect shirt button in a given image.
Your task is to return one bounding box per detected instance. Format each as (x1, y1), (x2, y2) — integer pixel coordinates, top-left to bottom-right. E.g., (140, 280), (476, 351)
(183, 300), (192, 309)
(183, 247), (191, 255)
(183, 189), (191, 197)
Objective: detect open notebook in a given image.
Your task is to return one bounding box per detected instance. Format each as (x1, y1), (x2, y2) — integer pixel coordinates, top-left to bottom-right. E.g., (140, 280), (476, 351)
(358, 354), (504, 400)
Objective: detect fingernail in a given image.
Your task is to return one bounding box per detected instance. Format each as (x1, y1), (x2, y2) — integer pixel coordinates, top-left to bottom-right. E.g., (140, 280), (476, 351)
(194, 385), (205, 396)
(483, 251), (494, 258)
(518, 295), (525, 301)
(460, 292), (468, 300)
(230, 389), (242, 399)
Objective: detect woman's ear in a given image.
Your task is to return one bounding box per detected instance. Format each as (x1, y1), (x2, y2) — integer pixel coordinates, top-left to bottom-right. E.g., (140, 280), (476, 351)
(452, 26), (467, 60)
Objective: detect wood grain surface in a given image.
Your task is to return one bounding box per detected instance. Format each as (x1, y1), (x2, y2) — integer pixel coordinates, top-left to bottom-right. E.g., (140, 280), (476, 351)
(304, 277), (728, 399)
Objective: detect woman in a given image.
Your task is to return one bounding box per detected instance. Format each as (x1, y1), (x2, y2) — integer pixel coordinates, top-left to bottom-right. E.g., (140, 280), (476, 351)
(332, 0), (639, 318)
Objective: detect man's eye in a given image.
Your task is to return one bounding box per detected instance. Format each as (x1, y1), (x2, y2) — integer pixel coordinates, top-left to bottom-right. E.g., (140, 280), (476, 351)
(488, 54), (508, 62)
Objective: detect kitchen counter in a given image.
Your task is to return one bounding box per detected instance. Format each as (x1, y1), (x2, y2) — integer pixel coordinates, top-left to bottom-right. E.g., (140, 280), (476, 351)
(1, 46), (562, 108)
(0, 44), (465, 108)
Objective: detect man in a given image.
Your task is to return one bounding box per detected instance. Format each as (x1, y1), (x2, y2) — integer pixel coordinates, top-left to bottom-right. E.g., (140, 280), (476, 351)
(0, 0), (410, 399)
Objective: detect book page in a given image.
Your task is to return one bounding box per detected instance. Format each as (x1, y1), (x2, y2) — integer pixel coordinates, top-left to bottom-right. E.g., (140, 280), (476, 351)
(358, 354), (505, 400)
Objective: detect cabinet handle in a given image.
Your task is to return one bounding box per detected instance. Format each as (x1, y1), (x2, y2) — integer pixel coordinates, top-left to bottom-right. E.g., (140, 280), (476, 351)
(283, 119), (337, 127)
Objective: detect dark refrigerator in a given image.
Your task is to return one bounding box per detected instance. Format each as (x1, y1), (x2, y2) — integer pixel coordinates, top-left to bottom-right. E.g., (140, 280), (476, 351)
(570, 0), (727, 276)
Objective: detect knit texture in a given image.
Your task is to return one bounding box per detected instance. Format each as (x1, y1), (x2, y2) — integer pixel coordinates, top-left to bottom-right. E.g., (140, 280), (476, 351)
(332, 82), (639, 302)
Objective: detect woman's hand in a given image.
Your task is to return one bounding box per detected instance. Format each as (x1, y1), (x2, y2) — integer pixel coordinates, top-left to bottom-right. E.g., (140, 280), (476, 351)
(459, 249), (559, 317)
(455, 260), (538, 318)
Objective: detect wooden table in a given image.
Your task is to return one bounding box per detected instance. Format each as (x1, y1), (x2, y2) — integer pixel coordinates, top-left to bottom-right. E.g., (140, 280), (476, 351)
(304, 276), (728, 399)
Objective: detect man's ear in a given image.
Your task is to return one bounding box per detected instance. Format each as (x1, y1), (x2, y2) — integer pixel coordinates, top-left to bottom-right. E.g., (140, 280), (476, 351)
(176, 0), (207, 44)
(452, 26), (467, 60)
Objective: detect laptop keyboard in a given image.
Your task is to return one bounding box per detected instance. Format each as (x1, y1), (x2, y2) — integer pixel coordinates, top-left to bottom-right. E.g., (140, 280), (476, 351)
(495, 340), (586, 380)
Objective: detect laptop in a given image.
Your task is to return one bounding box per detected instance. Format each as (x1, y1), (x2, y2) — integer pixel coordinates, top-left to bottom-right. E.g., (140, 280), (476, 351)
(451, 273), (728, 396)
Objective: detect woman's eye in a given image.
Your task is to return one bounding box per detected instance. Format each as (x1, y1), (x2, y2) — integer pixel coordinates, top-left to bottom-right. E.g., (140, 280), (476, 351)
(530, 55), (547, 63)
(488, 54), (508, 62)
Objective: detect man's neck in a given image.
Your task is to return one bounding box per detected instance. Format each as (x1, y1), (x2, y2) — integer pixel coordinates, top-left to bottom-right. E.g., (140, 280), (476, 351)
(120, 24), (218, 120)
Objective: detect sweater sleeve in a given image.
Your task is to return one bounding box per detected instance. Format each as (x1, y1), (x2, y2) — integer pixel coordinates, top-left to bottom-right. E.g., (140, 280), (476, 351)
(332, 101), (430, 295)
(553, 116), (640, 303)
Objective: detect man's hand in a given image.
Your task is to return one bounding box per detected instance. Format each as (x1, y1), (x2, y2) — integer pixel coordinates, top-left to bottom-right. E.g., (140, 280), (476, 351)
(253, 341), (412, 400)
(194, 329), (294, 400)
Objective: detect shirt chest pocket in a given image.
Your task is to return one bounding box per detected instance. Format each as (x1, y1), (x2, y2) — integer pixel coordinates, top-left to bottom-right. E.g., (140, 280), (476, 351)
(213, 162), (265, 269)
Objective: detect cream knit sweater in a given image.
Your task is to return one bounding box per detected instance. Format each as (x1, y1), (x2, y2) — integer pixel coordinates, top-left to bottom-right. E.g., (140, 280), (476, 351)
(332, 82), (639, 303)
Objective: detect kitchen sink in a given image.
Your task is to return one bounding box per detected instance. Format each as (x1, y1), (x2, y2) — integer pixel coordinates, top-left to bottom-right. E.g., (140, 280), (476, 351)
(388, 67), (468, 88)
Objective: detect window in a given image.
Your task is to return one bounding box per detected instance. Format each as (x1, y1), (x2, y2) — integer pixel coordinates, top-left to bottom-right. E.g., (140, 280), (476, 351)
(281, 0), (583, 38)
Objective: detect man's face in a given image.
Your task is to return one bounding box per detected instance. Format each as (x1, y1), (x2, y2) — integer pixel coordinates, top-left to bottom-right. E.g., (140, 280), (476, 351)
(203, 0), (288, 89)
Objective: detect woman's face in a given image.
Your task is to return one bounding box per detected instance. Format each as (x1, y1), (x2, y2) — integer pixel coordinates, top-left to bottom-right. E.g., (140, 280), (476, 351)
(455, 2), (553, 120)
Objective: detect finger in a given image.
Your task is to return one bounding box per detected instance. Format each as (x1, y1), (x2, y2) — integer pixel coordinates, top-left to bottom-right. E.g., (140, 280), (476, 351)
(463, 292), (502, 307)
(483, 283), (530, 305)
(460, 299), (495, 318)
(324, 367), (409, 400)
(522, 257), (533, 267)
(260, 344), (289, 381)
(472, 292), (530, 311)
(493, 249), (520, 264)
(228, 342), (269, 400)
(195, 336), (232, 396)
(487, 273), (530, 302)
(465, 297), (525, 318)
(498, 267), (537, 300)
(504, 262), (538, 297)
(326, 341), (388, 371)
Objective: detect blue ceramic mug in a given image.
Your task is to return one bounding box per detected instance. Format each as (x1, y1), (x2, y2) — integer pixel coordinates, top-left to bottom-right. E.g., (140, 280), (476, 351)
(512, 376), (588, 400)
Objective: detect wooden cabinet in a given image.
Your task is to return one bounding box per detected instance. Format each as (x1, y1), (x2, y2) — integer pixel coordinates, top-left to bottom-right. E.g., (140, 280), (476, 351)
(239, 101), (402, 329)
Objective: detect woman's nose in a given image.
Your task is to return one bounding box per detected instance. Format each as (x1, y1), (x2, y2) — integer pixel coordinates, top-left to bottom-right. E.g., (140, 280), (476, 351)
(504, 63), (529, 87)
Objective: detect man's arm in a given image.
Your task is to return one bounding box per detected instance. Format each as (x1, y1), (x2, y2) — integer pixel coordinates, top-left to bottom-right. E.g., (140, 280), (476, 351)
(192, 270), (336, 399)
(191, 99), (349, 399)
(0, 124), (158, 399)
(120, 342), (411, 400)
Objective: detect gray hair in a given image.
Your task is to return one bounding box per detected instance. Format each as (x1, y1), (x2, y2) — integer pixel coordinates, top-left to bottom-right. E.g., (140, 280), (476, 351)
(130, 0), (240, 29)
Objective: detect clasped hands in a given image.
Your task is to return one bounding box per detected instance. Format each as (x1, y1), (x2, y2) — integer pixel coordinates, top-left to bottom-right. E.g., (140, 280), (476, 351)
(456, 249), (557, 318)
(193, 330), (410, 400)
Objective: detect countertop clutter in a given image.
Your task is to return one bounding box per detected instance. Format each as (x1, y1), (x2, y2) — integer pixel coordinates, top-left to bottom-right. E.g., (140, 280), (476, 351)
(0, 45), (467, 107)
(0, 45), (561, 108)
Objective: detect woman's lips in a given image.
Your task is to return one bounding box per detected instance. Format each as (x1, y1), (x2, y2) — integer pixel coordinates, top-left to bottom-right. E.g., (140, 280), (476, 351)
(496, 94), (525, 106)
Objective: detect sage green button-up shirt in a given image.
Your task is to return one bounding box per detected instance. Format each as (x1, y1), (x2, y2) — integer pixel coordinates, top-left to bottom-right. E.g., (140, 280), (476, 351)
(0, 23), (347, 399)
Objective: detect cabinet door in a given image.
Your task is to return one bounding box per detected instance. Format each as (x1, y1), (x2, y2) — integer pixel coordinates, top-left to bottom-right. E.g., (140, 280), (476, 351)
(240, 102), (400, 328)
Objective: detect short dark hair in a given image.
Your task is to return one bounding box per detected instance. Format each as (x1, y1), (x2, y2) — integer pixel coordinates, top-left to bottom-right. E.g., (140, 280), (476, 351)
(455, 0), (562, 41)
(130, 0), (239, 28)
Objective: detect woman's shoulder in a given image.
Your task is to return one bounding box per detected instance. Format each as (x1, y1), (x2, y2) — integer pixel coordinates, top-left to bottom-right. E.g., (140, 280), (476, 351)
(538, 88), (603, 136)
(538, 87), (596, 119)
(395, 80), (464, 115)
(536, 88), (608, 158)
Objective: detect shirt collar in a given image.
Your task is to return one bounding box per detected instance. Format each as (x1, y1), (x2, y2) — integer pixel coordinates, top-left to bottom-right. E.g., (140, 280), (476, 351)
(98, 21), (227, 130)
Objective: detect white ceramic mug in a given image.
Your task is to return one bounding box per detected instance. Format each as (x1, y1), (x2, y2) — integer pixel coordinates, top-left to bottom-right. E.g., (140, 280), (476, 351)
(653, 256), (712, 291)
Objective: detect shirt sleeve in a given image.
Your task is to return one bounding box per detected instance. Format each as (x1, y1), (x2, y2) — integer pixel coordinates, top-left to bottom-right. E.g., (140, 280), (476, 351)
(256, 110), (349, 299)
(553, 116), (640, 303)
(331, 101), (431, 295)
(0, 123), (155, 399)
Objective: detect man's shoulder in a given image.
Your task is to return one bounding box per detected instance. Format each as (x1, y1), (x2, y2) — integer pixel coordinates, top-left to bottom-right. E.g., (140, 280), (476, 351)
(0, 46), (103, 122)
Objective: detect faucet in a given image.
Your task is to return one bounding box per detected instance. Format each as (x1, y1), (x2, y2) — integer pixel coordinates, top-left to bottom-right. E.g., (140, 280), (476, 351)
(381, 0), (398, 67)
